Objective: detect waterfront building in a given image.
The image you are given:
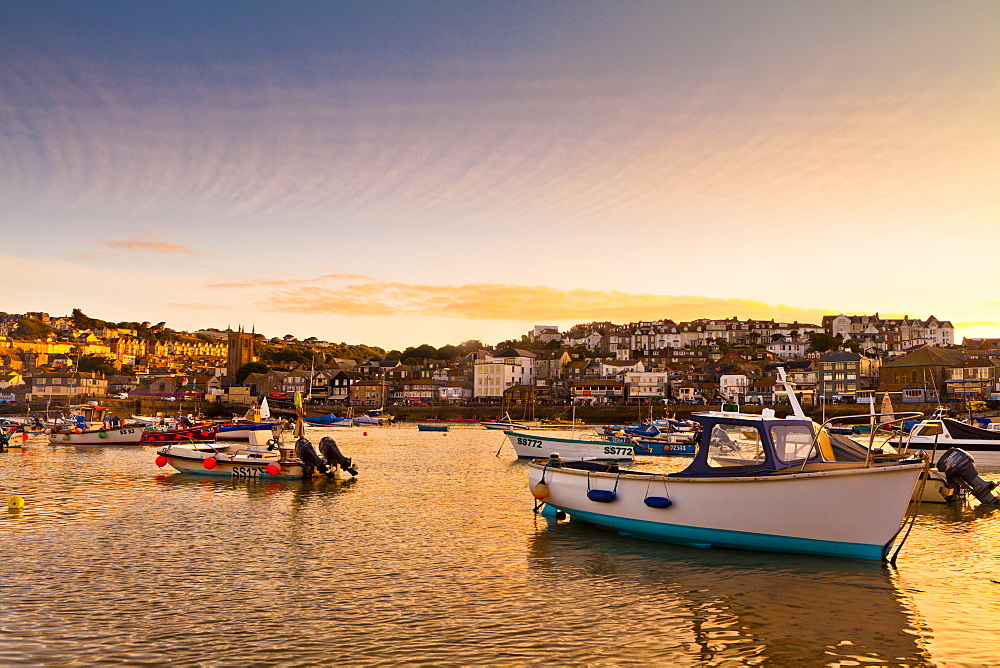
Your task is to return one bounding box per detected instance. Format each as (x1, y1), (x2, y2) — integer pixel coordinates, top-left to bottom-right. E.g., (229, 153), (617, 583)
(817, 351), (879, 403)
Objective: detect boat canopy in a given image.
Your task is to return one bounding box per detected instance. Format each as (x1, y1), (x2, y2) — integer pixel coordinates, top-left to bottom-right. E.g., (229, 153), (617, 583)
(676, 411), (824, 477)
(942, 418), (1000, 441)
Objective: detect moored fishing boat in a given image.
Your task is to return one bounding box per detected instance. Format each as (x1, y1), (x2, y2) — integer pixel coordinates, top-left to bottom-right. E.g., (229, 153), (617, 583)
(505, 430), (633, 461)
(154, 435), (357, 480)
(48, 424), (147, 445)
(155, 391), (358, 481)
(529, 407), (927, 561)
(888, 411), (1000, 469)
(528, 369), (938, 561)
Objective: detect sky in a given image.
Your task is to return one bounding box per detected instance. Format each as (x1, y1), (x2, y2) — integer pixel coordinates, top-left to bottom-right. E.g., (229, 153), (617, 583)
(2, 1), (999, 351)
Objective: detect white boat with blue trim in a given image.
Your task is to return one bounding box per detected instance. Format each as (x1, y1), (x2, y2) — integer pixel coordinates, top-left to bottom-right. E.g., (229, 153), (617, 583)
(505, 430), (633, 461)
(527, 369), (935, 561)
(529, 407), (926, 561)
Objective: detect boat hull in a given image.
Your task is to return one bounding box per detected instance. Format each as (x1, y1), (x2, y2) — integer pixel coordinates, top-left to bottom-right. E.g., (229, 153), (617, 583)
(506, 430), (633, 461)
(418, 424), (449, 432)
(48, 426), (145, 445)
(481, 421), (526, 430)
(157, 445), (356, 481)
(628, 438), (697, 456)
(529, 462), (923, 560)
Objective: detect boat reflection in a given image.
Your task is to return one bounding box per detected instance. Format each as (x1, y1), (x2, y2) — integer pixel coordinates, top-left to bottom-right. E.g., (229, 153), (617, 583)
(528, 519), (931, 665)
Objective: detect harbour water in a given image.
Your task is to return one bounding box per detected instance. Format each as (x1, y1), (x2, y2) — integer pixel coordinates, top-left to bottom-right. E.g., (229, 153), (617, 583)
(2, 426), (999, 665)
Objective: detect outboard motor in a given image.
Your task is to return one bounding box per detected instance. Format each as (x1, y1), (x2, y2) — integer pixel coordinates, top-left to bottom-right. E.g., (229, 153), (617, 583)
(937, 448), (1000, 506)
(319, 437), (358, 476)
(294, 437), (328, 476)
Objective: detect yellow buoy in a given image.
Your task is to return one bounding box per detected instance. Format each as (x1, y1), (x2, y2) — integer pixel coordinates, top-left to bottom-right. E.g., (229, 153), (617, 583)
(531, 482), (549, 500)
(8, 496), (25, 510)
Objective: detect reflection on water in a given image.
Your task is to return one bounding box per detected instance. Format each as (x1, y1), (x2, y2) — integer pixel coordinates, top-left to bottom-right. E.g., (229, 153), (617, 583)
(529, 520), (930, 665)
(0, 429), (997, 665)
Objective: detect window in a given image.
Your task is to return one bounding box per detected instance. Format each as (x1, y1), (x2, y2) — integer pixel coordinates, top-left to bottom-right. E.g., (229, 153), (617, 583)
(770, 424), (815, 463)
(706, 424), (765, 468)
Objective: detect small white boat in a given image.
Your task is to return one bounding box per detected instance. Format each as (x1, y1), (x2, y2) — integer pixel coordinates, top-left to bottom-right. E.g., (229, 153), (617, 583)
(48, 424), (147, 445)
(156, 431), (357, 481)
(889, 413), (1000, 470)
(481, 413), (527, 430)
(505, 430), (633, 461)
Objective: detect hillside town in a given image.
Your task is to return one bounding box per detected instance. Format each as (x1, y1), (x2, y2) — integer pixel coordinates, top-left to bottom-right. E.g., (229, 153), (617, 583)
(1, 309), (997, 409)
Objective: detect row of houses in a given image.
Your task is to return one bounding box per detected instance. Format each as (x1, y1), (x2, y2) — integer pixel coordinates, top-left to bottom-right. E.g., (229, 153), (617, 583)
(542, 313), (954, 359)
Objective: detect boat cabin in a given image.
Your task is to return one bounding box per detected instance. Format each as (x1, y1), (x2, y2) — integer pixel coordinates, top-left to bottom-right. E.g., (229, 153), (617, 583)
(678, 409), (825, 476)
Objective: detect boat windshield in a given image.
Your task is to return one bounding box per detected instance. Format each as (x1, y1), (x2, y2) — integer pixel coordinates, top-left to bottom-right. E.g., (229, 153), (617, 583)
(912, 422), (942, 437)
(769, 423), (815, 463)
(706, 424), (765, 468)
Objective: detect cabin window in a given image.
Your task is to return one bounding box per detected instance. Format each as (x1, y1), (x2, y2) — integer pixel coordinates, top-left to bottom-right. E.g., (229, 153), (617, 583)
(706, 424), (765, 468)
(769, 424), (816, 463)
(913, 423), (942, 437)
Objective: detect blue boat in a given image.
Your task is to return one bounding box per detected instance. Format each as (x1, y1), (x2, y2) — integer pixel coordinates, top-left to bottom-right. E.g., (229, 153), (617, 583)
(418, 424), (449, 432)
(629, 437), (697, 456)
(303, 414), (353, 426)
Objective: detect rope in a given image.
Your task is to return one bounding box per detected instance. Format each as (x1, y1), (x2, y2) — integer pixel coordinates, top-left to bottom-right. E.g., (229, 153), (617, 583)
(888, 453), (930, 566)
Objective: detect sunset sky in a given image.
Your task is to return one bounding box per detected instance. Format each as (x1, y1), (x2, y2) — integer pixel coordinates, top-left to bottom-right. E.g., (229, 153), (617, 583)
(3, 1), (998, 350)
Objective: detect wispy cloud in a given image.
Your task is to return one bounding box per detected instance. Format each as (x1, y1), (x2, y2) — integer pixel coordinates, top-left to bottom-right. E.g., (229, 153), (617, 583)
(955, 320), (1000, 329)
(170, 302), (234, 311)
(210, 273), (372, 289)
(215, 276), (839, 323)
(103, 239), (204, 255)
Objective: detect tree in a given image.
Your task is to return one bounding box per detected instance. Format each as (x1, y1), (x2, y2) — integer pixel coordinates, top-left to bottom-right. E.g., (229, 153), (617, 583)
(458, 340), (484, 355)
(12, 317), (56, 340)
(77, 355), (117, 376)
(807, 332), (843, 353)
(234, 361), (269, 385)
(402, 344), (437, 361)
(435, 344), (461, 360)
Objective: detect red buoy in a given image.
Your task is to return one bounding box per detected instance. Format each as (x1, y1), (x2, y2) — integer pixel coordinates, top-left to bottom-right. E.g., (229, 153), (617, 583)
(155, 455), (168, 467)
(200, 430), (210, 438)
(265, 462), (281, 475)
(203, 457), (217, 470)
(363, 431), (368, 436)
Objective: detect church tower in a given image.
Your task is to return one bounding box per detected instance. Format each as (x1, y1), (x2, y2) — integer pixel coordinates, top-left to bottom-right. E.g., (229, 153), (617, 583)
(226, 326), (255, 383)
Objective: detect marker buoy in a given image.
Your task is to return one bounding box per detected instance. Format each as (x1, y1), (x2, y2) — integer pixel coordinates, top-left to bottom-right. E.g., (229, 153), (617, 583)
(22, 432), (29, 442)
(8, 496), (25, 510)
(203, 457), (217, 470)
(155, 455), (168, 467)
(265, 462), (281, 475)
(363, 432), (368, 436)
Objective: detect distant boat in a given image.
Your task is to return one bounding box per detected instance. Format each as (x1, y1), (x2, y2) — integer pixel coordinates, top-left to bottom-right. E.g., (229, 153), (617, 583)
(504, 430), (633, 461)
(480, 413), (527, 430)
(418, 423), (449, 432)
(303, 414), (354, 427)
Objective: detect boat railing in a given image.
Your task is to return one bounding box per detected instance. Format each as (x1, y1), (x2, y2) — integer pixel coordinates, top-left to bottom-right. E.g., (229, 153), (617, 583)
(809, 411), (925, 470)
